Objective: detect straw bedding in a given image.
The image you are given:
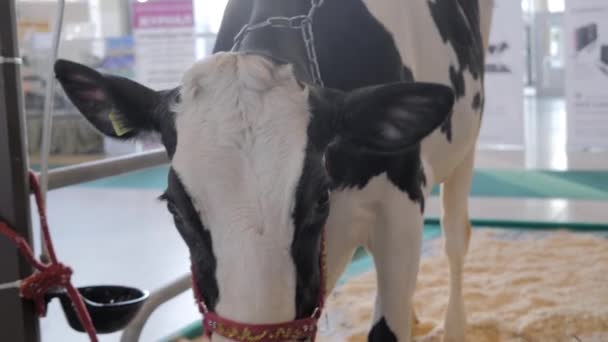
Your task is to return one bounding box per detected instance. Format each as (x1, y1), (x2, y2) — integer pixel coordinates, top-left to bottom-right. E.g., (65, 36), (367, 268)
(184, 229), (608, 342)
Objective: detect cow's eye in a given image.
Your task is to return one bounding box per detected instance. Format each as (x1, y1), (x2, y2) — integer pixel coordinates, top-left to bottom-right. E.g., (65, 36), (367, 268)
(160, 193), (179, 216)
(166, 201), (183, 221)
(169, 208), (186, 229)
(166, 200), (176, 213)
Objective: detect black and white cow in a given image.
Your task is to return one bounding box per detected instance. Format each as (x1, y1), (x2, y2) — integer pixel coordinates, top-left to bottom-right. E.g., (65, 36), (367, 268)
(54, 0), (494, 341)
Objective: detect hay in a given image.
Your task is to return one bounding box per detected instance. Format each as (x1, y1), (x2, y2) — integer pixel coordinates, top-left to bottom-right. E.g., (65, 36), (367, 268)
(184, 229), (608, 341)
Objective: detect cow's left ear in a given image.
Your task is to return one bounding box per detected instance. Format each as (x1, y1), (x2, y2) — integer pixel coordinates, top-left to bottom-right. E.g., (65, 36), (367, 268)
(338, 82), (454, 154)
(54, 59), (168, 139)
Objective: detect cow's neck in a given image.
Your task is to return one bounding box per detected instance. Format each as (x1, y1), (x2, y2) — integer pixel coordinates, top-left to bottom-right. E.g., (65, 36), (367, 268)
(238, 0), (314, 84)
(222, 0), (407, 89)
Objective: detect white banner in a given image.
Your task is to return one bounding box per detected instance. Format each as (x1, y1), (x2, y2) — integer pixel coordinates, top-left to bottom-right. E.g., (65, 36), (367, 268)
(479, 0), (525, 148)
(565, 0), (608, 150)
(132, 0), (196, 90)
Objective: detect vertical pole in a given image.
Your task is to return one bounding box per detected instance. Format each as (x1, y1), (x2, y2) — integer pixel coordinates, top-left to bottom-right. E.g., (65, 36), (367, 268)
(0, 0), (41, 341)
(39, 0), (65, 261)
(40, 0), (65, 204)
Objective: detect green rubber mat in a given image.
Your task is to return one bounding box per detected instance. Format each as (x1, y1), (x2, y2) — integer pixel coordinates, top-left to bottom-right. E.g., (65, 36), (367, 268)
(158, 224), (442, 342)
(430, 169), (608, 200)
(78, 166), (170, 190)
(75, 165), (608, 200)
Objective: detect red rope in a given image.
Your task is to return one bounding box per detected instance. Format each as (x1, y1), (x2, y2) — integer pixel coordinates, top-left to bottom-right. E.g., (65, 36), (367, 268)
(0, 171), (98, 342)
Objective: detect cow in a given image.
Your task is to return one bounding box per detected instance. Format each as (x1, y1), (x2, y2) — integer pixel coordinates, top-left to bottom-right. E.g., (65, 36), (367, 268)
(54, 0), (494, 341)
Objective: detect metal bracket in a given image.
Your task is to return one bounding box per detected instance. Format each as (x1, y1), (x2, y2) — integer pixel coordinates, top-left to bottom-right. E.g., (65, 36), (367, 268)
(0, 56), (23, 65)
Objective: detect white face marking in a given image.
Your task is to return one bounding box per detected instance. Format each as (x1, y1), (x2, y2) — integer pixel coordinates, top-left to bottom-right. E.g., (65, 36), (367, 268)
(172, 52), (311, 323)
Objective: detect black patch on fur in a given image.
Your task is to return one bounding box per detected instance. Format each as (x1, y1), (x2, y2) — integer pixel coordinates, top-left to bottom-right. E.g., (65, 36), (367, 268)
(314, 1), (405, 89)
(428, 0), (486, 141)
(440, 65), (464, 140)
(214, 0), (405, 89)
(440, 110), (454, 142)
(308, 81), (454, 213)
(308, 88), (432, 213)
(291, 146), (330, 318)
(212, 0), (255, 53)
(449, 65), (466, 98)
(157, 88), (180, 156)
(403, 65), (415, 82)
(325, 142), (427, 212)
(368, 317), (397, 342)
(472, 91), (482, 111)
(163, 169), (219, 311)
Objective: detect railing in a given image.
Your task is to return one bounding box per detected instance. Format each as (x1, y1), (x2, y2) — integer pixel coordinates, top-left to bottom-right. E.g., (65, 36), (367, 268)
(45, 149), (168, 190)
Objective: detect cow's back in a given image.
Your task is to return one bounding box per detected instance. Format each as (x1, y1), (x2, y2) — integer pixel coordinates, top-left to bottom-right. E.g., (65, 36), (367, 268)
(214, 0), (410, 89)
(213, 0), (494, 184)
(362, 0), (494, 183)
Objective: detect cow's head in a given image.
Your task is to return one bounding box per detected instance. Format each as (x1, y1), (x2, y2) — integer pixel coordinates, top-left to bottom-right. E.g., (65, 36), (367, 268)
(55, 53), (453, 339)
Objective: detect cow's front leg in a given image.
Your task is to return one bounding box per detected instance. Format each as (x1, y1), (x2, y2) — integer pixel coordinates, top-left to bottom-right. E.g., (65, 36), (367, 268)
(440, 148), (475, 342)
(367, 192), (423, 342)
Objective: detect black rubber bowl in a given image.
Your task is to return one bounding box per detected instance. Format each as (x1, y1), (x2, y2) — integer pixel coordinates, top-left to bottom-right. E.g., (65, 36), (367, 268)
(49, 285), (149, 333)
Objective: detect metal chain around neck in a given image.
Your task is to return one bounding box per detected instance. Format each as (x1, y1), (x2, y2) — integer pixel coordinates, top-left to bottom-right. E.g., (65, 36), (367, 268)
(231, 0), (325, 86)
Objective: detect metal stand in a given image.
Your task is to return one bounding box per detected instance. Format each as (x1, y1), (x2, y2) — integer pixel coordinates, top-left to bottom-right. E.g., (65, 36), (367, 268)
(0, 1), (41, 341)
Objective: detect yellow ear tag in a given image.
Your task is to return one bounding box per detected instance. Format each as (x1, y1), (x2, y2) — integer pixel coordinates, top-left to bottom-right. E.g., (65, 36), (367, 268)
(108, 111), (133, 137)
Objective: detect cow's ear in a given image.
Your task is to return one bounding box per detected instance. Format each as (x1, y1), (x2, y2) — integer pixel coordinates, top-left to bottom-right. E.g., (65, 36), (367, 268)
(54, 59), (165, 139)
(338, 82), (454, 154)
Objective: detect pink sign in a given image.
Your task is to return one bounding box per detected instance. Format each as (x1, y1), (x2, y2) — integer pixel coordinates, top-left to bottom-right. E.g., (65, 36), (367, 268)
(132, 0), (194, 29)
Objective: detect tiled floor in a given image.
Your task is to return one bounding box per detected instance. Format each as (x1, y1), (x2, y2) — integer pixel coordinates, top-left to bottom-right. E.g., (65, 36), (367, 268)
(5, 95), (608, 342)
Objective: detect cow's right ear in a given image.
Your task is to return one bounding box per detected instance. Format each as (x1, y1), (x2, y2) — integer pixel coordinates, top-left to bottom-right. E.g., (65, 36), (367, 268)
(54, 59), (165, 139)
(338, 82), (454, 154)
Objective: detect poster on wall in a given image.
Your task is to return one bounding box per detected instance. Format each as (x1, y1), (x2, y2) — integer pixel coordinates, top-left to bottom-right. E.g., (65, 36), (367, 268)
(478, 0), (525, 148)
(565, 0), (608, 150)
(132, 0), (196, 90)
(100, 36), (135, 78)
(107, 0), (197, 155)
